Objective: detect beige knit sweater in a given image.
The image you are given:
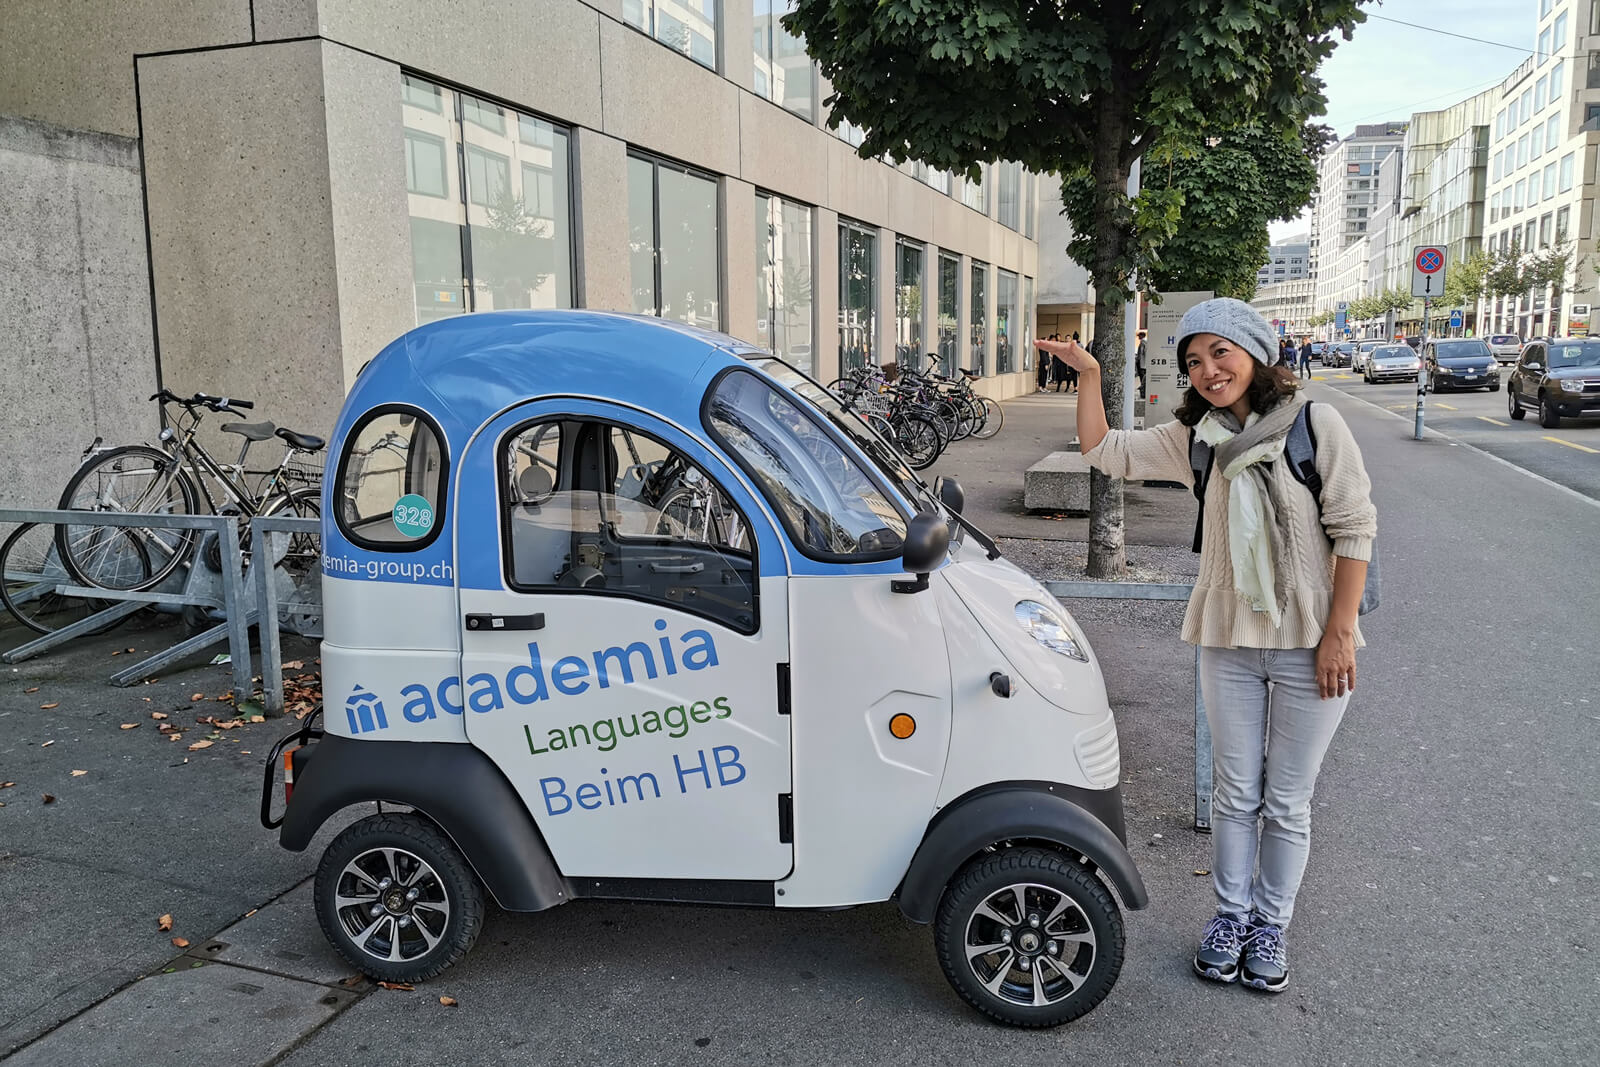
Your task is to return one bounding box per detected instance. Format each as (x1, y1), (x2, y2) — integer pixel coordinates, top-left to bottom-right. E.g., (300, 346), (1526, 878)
(1082, 403), (1378, 650)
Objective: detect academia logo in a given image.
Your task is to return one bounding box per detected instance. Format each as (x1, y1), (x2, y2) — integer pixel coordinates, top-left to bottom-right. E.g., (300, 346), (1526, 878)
(345, 685), (390, 735)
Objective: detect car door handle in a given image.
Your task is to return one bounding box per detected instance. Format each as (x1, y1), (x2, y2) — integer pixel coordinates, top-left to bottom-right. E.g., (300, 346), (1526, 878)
(465, 613), (545, 632)
(649, 561), (705, 575)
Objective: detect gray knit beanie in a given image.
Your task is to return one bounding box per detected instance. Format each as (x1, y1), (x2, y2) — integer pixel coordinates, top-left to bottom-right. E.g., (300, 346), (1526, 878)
(1176, 297), (1278, 367)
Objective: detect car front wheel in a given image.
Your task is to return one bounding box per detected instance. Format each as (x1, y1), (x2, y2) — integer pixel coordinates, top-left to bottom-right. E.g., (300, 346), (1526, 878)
(1540, 394), (1562, 429)
(1508, 388), (1526, 420)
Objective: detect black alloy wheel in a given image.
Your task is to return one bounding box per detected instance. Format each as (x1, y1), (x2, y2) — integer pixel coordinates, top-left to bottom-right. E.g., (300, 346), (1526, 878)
(1508, 387), (1526, 420)
(1539, 394), (1562, 429)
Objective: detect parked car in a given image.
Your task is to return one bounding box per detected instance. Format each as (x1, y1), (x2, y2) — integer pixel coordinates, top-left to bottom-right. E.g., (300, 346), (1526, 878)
(1507, 337), (1600, 427)
(1351, 340), (1387, 375)
(1309, 341), (1328, 361)
(1423, 338), (1501, 392)
(1326, 342), (1356, 368)
(1363, 344), (1422, 384)
(1486, 333), (1522, 364)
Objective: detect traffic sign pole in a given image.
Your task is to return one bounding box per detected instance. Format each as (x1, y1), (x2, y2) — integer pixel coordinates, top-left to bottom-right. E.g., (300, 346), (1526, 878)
(1415, 296), (1429, 440)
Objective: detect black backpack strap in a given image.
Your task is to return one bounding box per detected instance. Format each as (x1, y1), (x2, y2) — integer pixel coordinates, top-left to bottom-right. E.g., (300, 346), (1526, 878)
(1189, 426), (1214, 553)
(1283, 400), (1323, 514)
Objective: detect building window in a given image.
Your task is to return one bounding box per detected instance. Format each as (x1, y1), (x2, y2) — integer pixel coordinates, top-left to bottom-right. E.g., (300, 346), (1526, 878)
(624, 0), (718, 71)
(1547, 114), (1562, 152)
(1023, 173), (1037, 239)
(1537, 75), (1548, 111)
(755, 192), (815, 373)
(894, 239), (924, 368)
(1588, 53), (1600, 89)
(937, 252), (960, 370)
(996, 161), (1022, 230)
(1515, 178), (1527, 211)
(924, 168), (953, 196)
(1519, 133), (1530, 168)
(752, 2), (815, 121)
(1022, 276), (1034, 371)
(1551, 59), (1565, 101)
(1540, 212), (1554, 248)
(401, 76), (574, 324)
(1557, 205), (1571, 242)
(1521, 88), (1534, 123)
(1539, 27), (1553, 65)
(1559, 151), (1576, 191)
(1544, 161), (1559, 200)
(838, 219), (876, 371)
(1490, 191), (1500, 224)
(1553, 11), (1568, 52)
(1532, 125), (1545, 161)
(962, 165), (988, 214)
(995, 269), (1018, 374)
(629, 153), (721, 329)
(970, 261), (988, 374)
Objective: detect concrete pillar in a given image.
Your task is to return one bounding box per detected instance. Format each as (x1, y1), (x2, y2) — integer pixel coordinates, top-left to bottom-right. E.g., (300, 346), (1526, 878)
(816, 207), (839, 381)
(721, 0), (754, 94)
(571, 127), (631, 312)
(721, 176), (758, 343)
(876, 224), (895, 367)
(920, 239), (938, 370)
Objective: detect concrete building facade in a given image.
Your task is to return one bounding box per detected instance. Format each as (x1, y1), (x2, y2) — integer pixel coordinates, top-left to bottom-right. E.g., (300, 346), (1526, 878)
(1310, 121), (1408, 296)
(0, 0), (1042, 506)
(1248, 278), (1315, 338)
(1256, 238), (1310, 287)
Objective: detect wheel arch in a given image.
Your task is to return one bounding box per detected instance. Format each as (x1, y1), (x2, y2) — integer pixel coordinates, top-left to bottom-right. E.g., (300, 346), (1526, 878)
(895, 782), (1149, 924)
(280, 734), (570, 912)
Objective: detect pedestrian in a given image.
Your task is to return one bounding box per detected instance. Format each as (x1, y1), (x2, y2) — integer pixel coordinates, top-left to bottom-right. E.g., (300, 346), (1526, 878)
(1298, 337), (1313, 380)
(1034, 297), (1377, 995)
(1037, 335), (1054, 391)
(1135, 329), (1148, 398)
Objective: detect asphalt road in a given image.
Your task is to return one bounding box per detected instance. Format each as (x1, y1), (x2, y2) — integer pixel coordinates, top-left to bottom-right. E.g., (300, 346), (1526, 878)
(3, 380), (1597, 1065)
(1312, 365), (1600, 501)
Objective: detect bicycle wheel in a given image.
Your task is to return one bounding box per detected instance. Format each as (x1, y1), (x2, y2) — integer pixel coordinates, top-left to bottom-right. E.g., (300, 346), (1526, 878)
(890, 412), (944, 470)
(2, 522), (148, 635)
(971, 397), (1005, 440)
(57, 445), (200, 591)
(260, 487), (323, 579)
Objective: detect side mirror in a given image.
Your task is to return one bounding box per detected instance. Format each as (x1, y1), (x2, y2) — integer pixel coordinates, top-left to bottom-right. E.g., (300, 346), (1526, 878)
(892, 511), (950, 594)
(1526, 360), (1543, 370)
(933, 475), (965, 515)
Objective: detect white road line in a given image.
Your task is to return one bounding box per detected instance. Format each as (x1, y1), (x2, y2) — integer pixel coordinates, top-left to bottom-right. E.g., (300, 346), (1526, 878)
(1310, 383), (1600, 513)
(1542, 435), (1600, 454)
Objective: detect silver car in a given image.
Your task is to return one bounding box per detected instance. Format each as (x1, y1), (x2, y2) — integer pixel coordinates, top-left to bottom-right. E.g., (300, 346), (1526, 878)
(1363, 344), (1422, 384)
(1352, 340), (1387, 374)
(1487, 333), (1522, 365)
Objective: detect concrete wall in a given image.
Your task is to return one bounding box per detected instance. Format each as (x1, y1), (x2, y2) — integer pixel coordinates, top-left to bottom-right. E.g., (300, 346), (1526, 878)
(0, 116), (160, 508)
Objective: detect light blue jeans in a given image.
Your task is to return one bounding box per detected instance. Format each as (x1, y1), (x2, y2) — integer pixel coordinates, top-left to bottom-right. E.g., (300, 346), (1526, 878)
(1198, 646), (1350, 927)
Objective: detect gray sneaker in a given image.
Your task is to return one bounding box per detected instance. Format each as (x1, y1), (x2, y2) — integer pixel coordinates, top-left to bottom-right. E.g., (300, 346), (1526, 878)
(1241, 918), (1289, 993)
(1193, 912), (1253, 983)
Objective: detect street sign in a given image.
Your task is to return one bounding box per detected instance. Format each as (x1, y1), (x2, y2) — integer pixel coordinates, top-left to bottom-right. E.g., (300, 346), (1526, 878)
(1412, 245), (1447, 297)
(1146, 291), (1213, 427)
(1334, 300), (1348, 333)
(1449, 309), (1464, 329)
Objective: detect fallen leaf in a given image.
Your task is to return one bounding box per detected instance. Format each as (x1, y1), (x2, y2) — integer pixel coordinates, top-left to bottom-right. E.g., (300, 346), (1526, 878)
(151, 712), (169, 721)
(244, 909), (257, 918)
(70, 770), (87, 777)
(196, 715), (215, 725)
(171, 937), (190, 948)
(40, 702), (58, 709)
(111, 650), (122, 656)
(338, 974), (364, 988)
(142, 697), (151, 702)
(1193, 869), (1211, 876)
(283, 660), (304, 670)
(126, 647), (135, 654)
(241, 751), (251, 755)
(120, 723), (139, 730)
(188, 740), (213, 751)
(158, 913), (173, 932)
(377, 981), (414, 991)
(24, 687), (39, 694)
(213, 720), (242, 730)
(248, 716), (265, 724)
(0, 782), (15, 789)
(42, 794), (55, 804)
(40, 740), (54, 747)
(438, 995), (459, 1007)
(168, 734), (182, 743)
(190, 693), (204, 702)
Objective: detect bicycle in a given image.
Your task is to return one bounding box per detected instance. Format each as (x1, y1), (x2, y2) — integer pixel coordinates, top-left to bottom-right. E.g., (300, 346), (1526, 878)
(1, 521), (149, 635)
(55, 390), (326, 593)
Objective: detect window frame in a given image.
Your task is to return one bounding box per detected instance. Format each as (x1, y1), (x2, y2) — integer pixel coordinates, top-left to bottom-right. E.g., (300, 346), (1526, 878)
(333, 403), (451, 554)
(496, 413), (761, 634)
(628, 150), (724, 329)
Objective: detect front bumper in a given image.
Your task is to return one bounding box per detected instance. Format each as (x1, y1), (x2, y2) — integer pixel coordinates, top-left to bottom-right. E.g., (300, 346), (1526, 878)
(1435, 371), (1499, 387)
(1369, 367), (1420, 381)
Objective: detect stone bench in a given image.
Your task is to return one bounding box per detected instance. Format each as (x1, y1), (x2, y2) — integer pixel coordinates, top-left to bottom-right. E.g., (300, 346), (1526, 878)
(1024, 451), (1092, 513)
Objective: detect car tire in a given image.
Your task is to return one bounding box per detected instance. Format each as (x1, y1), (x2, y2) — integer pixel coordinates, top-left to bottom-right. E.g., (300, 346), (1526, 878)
(1488, 382), (1501, 393)
(1508, 388), (1526, 420)
(1539, 394), (1562, 429)
(315, 813), (485, 984)
(933, 847), (1124, 1028)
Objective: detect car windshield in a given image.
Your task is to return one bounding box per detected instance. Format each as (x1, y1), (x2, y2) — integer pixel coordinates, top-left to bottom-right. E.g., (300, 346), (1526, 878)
(1547, 342), (1600, 369)
(752, 358), (938, 513)
(1374, 347), (1412, 359)
(1433, 340), (1492, 359)
(1490, 335), (1519, 345)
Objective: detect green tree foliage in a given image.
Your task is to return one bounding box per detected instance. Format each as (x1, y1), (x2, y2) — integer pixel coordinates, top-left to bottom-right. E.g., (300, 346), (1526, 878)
(784, 0), (1367, 575)
(1143, 123), (1330, 299)
(1442, 249), (1493, 309)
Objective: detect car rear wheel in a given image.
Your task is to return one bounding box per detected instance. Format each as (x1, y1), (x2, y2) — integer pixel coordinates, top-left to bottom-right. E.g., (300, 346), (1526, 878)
(1539, 394), (1562, 429)
(1508, 388), (1525, 420)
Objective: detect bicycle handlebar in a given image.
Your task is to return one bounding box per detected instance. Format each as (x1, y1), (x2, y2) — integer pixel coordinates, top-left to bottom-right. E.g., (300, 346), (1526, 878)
(150, 389), (255, 413)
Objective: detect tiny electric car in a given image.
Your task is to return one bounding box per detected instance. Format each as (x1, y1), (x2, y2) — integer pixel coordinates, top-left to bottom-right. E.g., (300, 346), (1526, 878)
(262, 311), (1146, 1027)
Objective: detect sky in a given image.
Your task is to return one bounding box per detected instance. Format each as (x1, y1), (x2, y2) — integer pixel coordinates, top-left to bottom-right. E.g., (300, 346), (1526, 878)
(1269, 0), (1537, 242)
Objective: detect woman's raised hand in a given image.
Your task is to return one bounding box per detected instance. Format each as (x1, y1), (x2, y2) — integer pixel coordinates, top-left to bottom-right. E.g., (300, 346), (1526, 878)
(1034, 337), (1098, 374)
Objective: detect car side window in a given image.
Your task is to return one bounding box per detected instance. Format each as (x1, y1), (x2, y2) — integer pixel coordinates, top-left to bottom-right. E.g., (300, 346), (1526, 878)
(1522, 344), (1543, 368)
(501, 419), (756, 634)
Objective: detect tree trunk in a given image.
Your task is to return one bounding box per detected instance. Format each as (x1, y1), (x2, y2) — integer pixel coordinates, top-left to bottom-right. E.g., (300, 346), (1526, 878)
(1084, 107), (1132, 579)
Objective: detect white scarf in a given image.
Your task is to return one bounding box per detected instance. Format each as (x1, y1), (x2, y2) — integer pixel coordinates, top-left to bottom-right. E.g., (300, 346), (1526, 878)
(1194, 411), (1285, 625)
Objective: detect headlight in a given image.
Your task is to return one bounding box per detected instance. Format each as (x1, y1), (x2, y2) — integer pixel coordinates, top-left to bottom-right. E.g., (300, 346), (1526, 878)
(1015, 600), (1089, 662)
(1561, 379), (1584, 393)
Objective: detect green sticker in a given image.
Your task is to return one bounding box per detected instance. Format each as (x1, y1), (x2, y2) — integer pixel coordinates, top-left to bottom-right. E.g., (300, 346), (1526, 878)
(392, 494), (434, 538)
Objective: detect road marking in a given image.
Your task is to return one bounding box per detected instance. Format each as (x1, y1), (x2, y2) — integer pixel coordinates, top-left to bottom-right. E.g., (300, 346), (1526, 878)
(1543, 435), (1600, 453)
(1434, 403), (1459, 411)
(1307, 383), (1600, 514)
(1477, 416), (1509, 426)
(1387, 403), (1412, 412)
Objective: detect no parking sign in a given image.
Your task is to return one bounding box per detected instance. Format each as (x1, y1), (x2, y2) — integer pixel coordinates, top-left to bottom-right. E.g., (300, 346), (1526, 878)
(1411, 246), (1447, 298)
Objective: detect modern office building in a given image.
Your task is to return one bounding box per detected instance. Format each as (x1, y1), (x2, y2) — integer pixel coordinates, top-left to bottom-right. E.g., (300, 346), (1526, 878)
(1255, 237), (1311, 287)
(1034, 178), (1097, 344)
(0, 0), (1042, 505)
(1248, 278), (1316, 338)
(1311, 122), (1408, 312)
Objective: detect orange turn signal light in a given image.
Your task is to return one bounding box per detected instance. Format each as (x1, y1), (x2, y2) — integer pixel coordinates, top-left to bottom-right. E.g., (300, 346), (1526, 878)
(888, 713), (916, 740)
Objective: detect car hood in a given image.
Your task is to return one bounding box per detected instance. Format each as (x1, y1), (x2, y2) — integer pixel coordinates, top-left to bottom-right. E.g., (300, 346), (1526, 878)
(1544, 365), (1600, 378)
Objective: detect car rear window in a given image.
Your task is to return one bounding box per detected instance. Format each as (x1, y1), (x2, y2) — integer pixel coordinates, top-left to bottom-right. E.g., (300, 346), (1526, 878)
(1375, 347), (1411, 358)
(1490, 335), (1519, 344)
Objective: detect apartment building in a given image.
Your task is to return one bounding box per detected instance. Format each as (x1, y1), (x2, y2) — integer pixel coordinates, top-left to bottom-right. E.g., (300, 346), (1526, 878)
(1256, 238), (1311, 287)
(1310, 122), (1408, 293)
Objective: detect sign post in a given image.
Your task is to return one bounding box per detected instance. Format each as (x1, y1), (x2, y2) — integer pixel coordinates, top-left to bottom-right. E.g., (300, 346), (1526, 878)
(1145, 291), (1213, 428)
(1411, 247), (1447, 440)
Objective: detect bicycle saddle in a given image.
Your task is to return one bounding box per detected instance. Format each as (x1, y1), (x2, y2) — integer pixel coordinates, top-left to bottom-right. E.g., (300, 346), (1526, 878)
(221, 421), (277, 441)
(276, 428), (326, 451)
(959, 368), (978, 378)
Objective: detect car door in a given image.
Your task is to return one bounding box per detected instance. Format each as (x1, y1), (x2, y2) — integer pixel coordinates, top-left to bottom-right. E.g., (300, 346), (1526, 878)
(454, 399), (794, 882)
(1517, 344), (1544, 401)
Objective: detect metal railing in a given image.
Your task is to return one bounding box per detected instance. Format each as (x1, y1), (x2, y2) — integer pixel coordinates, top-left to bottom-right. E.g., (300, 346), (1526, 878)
(250, 515), (321, 715)
(1044, 579), (1212, 832)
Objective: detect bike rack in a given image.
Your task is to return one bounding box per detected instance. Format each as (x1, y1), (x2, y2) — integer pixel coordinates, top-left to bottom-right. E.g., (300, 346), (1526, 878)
(1043, 580), (1211, 833)
(1, 508), (255, 694)
(249, 515), (322, 716)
